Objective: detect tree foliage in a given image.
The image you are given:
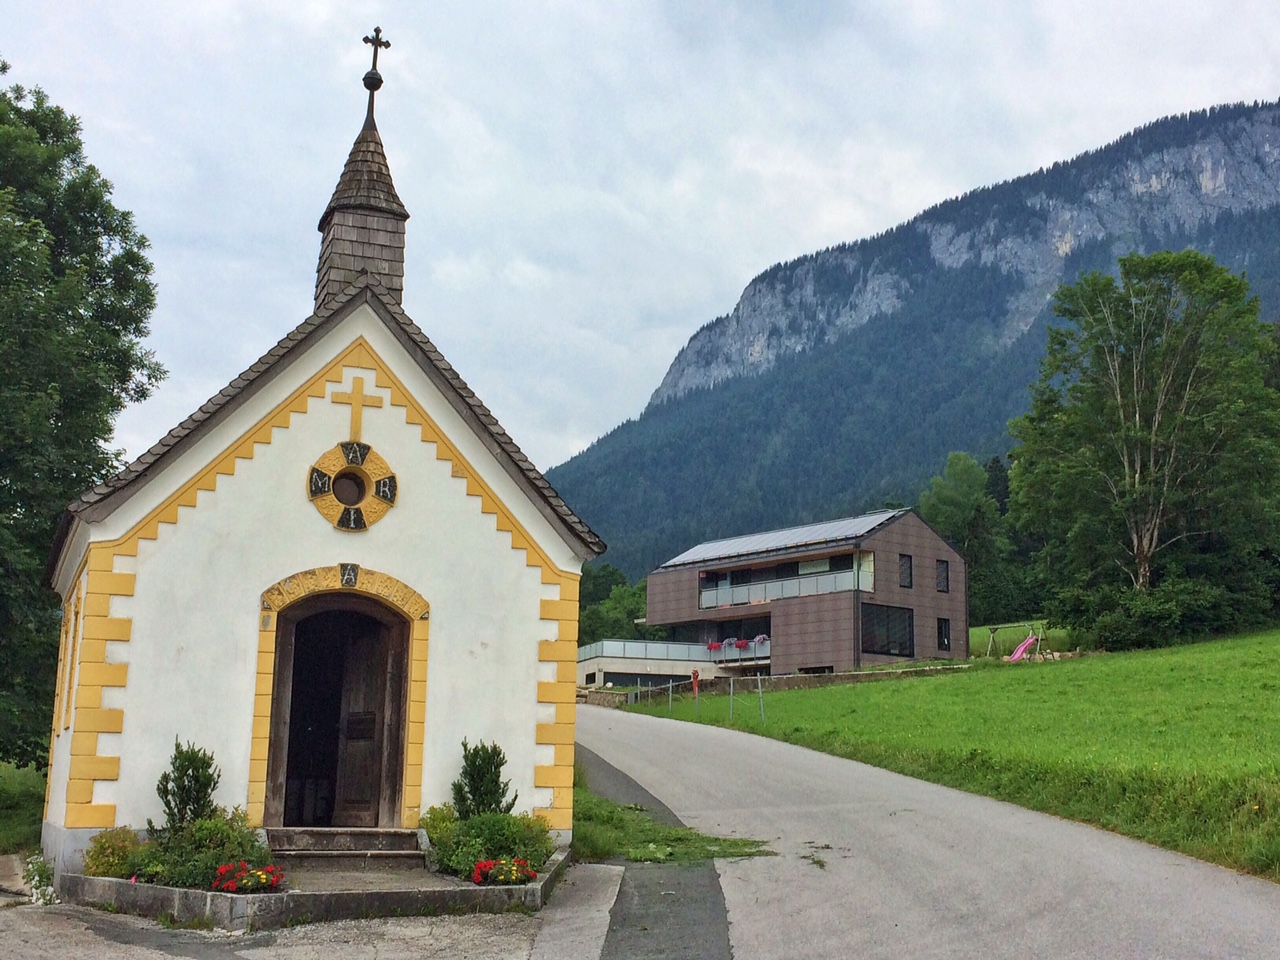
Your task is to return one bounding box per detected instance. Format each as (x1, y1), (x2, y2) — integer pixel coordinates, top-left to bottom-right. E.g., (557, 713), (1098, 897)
(919, 452), (999, 568)
(918, 451), (1042, 626)
(0, 60), (164, 766)
(1010, 251), (1280, 646)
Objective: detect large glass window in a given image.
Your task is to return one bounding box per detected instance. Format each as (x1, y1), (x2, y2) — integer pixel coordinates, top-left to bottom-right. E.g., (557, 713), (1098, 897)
(861, 603), (914, 658)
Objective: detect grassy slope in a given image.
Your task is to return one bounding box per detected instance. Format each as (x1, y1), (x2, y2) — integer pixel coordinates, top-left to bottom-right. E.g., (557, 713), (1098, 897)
(630, 631), (1280, 879)
(0, 763), (44, 855)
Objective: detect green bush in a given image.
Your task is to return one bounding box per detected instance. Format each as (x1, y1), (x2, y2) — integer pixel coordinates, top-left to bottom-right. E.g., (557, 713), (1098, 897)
(127, 807), (270, 889)
(154, 739), (220, 833)
(451, 740), (517, 820)
(82, 826), (143, 878)
(433, 811), (554, 878)
(419, 803), (458, 847)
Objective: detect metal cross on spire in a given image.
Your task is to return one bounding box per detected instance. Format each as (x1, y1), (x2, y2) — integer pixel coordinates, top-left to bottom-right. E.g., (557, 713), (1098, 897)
(361, 26), (391, 126)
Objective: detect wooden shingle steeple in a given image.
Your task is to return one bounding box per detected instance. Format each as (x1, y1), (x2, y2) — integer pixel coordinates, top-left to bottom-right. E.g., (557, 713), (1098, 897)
(315, 27), (410, 312)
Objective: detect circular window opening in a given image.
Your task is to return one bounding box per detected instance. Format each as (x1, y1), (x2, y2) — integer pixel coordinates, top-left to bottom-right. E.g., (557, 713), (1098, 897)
(332, 470), (366, 506)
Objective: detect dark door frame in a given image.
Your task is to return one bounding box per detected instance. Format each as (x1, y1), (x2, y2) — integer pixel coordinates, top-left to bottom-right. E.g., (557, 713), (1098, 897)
(263, 592), (410, 828)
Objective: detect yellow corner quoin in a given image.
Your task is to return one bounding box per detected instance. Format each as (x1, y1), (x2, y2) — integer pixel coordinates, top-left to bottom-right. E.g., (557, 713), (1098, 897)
(57, 336), (582, 833)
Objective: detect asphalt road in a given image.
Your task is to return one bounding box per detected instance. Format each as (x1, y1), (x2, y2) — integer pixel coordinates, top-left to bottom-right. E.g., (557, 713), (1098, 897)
(576, 704), (1280, 960)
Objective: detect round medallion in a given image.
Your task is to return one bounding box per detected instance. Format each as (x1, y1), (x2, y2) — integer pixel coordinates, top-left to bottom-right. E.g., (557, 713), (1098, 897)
(308, 441), (398, 531)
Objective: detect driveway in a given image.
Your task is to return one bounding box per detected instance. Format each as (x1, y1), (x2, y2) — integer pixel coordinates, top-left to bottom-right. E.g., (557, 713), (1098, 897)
(577, 705), (1280, 960)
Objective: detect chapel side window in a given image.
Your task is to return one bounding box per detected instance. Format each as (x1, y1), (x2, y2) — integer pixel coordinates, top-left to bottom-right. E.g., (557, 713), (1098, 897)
(936, 559), (950, 593)
(899, 554), (913, 589)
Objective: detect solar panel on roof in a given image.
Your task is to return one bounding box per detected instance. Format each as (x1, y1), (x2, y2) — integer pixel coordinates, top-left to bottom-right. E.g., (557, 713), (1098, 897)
(659, 508), (907, 568)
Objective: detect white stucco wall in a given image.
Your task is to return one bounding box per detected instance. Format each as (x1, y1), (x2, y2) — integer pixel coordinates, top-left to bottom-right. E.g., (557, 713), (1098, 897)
(53, 303), (583, 837)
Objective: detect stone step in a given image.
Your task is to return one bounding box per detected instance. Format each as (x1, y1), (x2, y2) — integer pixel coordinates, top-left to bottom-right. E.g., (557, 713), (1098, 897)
(267, 827), (420, 853)
(272, 849), (428, 872)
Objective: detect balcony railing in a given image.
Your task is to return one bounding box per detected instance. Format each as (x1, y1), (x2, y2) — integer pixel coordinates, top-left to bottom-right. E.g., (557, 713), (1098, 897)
(578, 638), (771, 666)
(700, 570), (871, 609)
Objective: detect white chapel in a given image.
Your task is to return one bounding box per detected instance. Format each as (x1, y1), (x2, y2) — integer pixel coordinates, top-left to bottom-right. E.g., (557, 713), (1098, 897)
(41, 33), (603, 874)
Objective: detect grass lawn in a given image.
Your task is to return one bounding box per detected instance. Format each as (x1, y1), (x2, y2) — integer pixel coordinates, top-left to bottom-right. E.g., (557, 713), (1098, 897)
(0, 762), (44, 855)
(629, 630), (1280, 880)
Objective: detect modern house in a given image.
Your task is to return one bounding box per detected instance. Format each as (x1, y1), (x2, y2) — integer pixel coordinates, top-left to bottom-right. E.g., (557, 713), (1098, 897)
(638, 508), (968, 677)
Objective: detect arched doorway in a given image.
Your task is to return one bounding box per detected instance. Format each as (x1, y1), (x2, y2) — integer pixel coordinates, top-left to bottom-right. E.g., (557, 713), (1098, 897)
(264, 593), (409, 828)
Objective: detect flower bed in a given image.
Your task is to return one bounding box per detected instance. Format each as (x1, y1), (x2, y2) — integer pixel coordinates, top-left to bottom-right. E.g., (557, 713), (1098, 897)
(471, 857), (537, 885)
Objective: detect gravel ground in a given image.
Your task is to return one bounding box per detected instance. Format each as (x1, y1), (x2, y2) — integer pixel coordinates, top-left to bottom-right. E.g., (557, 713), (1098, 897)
(0, 903), (539, 960)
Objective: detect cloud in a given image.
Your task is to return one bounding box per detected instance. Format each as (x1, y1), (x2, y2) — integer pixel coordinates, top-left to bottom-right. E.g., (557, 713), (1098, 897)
(7, 1), (1280, 471)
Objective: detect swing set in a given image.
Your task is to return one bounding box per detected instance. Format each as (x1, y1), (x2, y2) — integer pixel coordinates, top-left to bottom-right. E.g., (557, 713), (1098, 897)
(984, 621), (1050, 662)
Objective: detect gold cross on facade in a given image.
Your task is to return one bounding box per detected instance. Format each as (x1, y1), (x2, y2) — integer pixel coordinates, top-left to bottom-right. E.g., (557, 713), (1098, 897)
(332, 376), (384, 441)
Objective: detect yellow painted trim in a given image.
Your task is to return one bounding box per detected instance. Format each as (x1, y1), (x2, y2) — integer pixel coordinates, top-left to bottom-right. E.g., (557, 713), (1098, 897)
(540, 598), (577, 622)
(535, 723), (574, 745)
(86, 571), (135, 597)
(534, 765), (573, 788)
(252, 565), (430, 829)
(69, 756), (120, 780)
(536, 808), (572, 831)
(81, 617), (132, 641)
(62, 583), (83, 731)
(59, 545), (130, 827)
(538, 641), (578, 663)
(51, 596), (70, 739)
(74, 709), (124, 734)
(65, 804), (116, 829)
(537, 681), (576, 704)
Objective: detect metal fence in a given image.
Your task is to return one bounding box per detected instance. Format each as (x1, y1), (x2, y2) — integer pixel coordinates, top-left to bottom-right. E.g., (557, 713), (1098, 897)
(626, 675), (766, 724)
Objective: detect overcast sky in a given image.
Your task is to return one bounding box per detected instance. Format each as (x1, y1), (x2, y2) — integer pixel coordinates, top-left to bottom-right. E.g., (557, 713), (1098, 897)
(5, 1), (1280, 471)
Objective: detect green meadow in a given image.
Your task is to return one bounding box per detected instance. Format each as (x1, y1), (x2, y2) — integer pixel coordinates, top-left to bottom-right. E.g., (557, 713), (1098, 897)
(629, 631), (1280, 879)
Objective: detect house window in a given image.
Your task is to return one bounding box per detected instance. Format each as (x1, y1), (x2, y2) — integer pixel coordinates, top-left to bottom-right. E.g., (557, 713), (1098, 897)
(797, 665), (834, 675)
(936, 559), (950, 593)
(899, 554), (913, 588)
(937, 618), (951, 652)
(861, 603), (914, 658)
(585, 671), (598, 685)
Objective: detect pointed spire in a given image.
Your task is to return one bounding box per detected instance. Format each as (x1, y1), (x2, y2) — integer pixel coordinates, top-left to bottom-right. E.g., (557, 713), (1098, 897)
(315, 27), (411, 313)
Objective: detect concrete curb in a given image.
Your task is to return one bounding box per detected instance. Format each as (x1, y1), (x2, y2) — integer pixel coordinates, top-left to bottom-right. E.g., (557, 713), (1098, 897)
(58, 845), (572, 932)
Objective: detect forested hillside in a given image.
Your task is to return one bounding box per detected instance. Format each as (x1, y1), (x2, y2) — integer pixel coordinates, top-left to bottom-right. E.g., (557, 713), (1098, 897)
(549, 102), (1280, 578)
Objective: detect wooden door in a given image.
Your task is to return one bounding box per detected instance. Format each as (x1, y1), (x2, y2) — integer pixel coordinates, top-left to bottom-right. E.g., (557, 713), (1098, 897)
(332, 622), (389, 826)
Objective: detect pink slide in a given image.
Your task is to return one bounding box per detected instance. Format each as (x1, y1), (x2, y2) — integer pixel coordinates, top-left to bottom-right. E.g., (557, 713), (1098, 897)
(1007, 636), (1038, 662)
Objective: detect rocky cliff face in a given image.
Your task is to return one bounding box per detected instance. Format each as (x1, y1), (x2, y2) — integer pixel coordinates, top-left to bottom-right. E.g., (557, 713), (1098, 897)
(648, 104), (1280, 407)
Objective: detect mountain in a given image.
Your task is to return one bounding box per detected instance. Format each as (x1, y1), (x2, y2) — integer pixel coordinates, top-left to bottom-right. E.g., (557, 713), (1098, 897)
(548, 101), (1280, 579)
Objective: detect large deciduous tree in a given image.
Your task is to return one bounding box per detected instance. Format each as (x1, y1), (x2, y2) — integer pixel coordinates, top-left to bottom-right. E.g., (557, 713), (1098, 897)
(0, 61), (165, 766)
(1009, 250), (1280, 645)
